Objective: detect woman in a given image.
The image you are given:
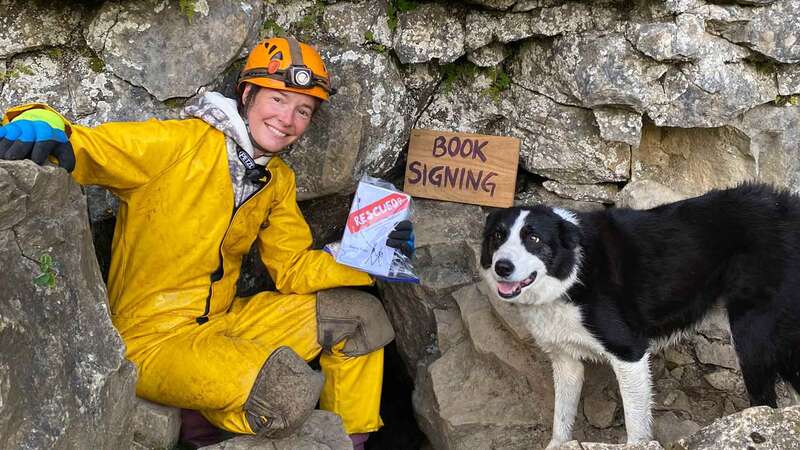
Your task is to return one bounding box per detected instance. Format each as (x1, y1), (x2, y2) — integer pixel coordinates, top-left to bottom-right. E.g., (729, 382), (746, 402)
(0, 37), (410, 450)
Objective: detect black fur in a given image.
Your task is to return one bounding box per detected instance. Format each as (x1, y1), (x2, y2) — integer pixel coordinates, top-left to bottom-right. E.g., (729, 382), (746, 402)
(482, 183), (800, 407)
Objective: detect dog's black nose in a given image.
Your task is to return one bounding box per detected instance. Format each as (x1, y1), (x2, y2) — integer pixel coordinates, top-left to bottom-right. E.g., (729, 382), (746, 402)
(495, 259), (514, 277)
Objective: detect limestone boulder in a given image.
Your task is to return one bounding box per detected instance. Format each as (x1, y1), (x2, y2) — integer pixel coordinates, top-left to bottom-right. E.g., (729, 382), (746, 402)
(670, 406), (800, 450)
(84, 0), (263, 101)
(0, 1), (85, 58)
(131, 399), (181, 450)
(379, 199), (484, 376)
(708, 0), (800, 64)
(0, 161), (137, 450)
(393, 3), (466, 64)
(203, 410), (352, 450)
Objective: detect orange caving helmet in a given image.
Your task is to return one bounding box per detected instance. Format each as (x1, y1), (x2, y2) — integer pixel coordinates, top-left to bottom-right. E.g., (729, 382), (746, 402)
(238, 37), (334, 102)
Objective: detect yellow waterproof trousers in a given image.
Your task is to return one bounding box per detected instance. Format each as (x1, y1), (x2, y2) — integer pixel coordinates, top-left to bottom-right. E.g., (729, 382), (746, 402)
(124, 291), (384, 435)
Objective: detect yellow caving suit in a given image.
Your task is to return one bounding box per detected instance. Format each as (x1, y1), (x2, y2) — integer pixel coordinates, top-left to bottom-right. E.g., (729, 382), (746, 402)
(3, 94), (385, 435)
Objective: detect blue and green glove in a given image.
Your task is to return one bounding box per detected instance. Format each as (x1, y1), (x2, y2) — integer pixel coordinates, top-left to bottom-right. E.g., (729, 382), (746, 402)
(0, 109), (75, 172)
(386, 220), (415, 258)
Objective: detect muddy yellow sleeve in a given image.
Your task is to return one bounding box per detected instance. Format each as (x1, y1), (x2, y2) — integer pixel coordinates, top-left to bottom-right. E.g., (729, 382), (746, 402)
(258, 162), (373, 294)
(4, 103), (211, 198)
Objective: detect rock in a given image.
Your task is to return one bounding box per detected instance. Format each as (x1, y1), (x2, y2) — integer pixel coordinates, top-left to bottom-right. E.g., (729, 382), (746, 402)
(131, 398), (181, 450)
(735, 104), (800, 192)
(203, 410), (352, 450)
(0, 1), (85, 58)
(467, 42), (507, 67)
(653, 412), (701, 445)
(528, 2), (623, 37)
(559, 441), (664, 450)
(379, 200), (484, 375)
(633, 122), (756, 198)
(510, 32), (668, 111)
(542, 181), (619, 204)
(615, 180), (684, 210)
(670, 406), (800, 450)
(626, 14), (705, 63)
(0, 161), (137, 449)
(413, 329), (548, 450)
(85, 0), (263, 101)
(692, 337), (739, 371)
(516, 183), (605, 212)
(584, 390), (618, 429)
(710, 1), (800, 64)
(321, 1), (392, 49)
(777, 64), (800, 96)
(703, 370), (744, 393)
(465, 11), (535, 50)
(593, 108), (643, 148)
(394, 3), (466, 64)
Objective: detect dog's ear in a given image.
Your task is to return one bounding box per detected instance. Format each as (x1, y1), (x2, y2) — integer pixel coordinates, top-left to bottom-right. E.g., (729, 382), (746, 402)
(480, 209), (503, 269)
(558, 219), (582, 250)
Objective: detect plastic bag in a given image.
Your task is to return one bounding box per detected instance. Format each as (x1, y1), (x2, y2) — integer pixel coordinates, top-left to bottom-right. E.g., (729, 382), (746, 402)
(325, 176), (419, 283)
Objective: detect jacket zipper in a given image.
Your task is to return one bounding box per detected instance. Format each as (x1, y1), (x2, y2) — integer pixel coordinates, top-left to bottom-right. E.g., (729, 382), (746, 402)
(196, 171), (272, 324)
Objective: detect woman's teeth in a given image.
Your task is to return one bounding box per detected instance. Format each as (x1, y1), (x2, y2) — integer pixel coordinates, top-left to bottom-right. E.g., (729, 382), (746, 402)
(268, 125), (287, 137)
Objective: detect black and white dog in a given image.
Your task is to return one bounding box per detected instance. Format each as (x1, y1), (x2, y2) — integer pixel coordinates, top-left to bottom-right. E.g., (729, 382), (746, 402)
(480, 183), (800, 448)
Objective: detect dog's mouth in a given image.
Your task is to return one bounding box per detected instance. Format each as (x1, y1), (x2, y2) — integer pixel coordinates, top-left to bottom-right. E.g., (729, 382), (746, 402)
(496, 272), (537, 299)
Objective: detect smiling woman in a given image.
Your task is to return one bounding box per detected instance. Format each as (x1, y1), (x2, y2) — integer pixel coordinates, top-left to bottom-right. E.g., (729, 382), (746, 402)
(0, 35), (399, 450)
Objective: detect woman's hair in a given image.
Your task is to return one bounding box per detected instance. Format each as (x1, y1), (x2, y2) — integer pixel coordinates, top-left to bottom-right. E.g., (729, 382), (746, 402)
(237, 84), (262, 117)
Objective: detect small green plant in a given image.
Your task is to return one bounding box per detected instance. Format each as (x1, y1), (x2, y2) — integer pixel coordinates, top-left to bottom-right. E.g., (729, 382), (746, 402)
(0, 64), (34, 82)
(440, 60), (479, 94)
(262, 18), (286, 37)
(387, 0), (419, 32)
(484, 67), (511, 98)
(363, 31), (387, 53)
(294, 1), (325, 33)
(178, 0), (197, 24)
(774, 94), (800, 106)
(33, 254), (57, 288)
(89, 56), (105, 73)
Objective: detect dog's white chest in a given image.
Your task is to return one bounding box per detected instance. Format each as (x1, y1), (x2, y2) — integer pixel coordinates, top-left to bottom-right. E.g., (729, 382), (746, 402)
(519, 300), (605, 361)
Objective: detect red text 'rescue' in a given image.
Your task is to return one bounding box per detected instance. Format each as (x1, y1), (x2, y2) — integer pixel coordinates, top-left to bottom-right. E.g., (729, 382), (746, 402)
(347, 193), (410, 233)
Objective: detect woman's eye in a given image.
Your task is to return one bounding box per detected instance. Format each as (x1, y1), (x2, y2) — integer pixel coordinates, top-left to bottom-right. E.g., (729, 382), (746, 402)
(298, 109), (311, 119)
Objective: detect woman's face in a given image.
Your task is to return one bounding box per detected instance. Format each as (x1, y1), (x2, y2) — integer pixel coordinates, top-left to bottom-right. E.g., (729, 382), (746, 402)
(244, 85), (318, 155)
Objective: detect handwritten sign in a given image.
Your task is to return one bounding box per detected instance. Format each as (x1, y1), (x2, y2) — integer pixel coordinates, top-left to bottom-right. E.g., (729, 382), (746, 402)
(403, 129), (520, 207)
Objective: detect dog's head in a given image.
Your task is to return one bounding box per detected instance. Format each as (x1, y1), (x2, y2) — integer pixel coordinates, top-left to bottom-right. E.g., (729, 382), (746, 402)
(480, 205), (582, 305)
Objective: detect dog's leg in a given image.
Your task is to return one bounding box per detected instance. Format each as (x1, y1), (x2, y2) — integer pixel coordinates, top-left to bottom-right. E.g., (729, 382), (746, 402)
(546, 352), (584, 450)
(609, 354), (653, 444)
(789, 383), (800, 405)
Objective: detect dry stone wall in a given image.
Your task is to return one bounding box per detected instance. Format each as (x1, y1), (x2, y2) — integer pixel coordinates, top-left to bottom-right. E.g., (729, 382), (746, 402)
(2, 0), (800, 449)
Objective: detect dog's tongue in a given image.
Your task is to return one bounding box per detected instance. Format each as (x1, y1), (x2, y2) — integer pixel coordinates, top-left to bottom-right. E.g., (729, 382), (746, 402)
(497, 281), (520, 295)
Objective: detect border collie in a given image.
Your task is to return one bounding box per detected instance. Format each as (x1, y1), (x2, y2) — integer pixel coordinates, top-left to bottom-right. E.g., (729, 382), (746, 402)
(480, 183), (800, 448)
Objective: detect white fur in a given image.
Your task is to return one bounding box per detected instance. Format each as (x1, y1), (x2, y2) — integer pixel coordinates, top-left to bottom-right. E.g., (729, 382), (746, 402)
(609, 355), (653, 443)
(789, 383), (800, 405)
(546, 352), (584, 450)
(484, 206), (654, 446)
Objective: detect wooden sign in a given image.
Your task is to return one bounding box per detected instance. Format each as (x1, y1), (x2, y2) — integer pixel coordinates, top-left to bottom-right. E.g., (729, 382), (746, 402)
(403, 129), (520, 207)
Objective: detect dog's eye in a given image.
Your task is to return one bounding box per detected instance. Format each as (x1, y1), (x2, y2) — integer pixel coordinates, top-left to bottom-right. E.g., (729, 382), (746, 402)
(493, 229), (506, 242)
(527, 234), (540, 243)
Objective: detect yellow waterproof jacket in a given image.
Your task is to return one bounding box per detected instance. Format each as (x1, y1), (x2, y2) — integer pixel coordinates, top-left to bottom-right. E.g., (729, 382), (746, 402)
(3, 103), (373, 343)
